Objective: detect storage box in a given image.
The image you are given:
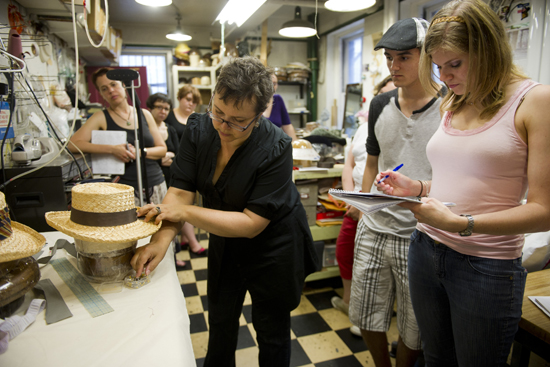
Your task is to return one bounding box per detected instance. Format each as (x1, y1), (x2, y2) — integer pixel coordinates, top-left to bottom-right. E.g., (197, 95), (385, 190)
(323, 244), (337, 267)
(304, 205), (317, 227)
(296, 182), (318, 206)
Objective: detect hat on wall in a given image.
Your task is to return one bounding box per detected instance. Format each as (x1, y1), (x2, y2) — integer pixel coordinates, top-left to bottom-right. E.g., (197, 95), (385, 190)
(0, 192), (45, 263)
(45, 183), (161, 244)
(374, 17), (430, 51)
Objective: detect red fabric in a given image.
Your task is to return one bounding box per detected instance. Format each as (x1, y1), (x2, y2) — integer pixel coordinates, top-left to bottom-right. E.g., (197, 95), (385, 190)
(86, 66), (149, 109)
(335, 215), (358, 280)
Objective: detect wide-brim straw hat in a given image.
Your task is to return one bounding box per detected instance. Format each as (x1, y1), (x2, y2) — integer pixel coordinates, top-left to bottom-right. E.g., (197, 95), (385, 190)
(45, 183), (161, 244)
(0, 192), (46, 263)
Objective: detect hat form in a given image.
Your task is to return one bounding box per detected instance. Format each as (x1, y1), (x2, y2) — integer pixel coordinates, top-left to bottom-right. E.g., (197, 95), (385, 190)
(374, 17), (429, 51)
(45, 183), (160, 244)
(0, 192), (45, 263)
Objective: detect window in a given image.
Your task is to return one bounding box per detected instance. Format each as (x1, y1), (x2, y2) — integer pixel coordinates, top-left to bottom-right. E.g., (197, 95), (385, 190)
(119, 54), (168, 94)
(342, 32), (363, 89)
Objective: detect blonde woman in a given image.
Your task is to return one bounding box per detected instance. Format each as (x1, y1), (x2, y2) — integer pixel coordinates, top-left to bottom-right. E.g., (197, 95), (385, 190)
(377, 0), (550, 364)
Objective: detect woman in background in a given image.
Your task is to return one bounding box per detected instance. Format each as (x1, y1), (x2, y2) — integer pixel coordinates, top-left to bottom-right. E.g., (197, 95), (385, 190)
(377, 0), (550, 364)
(69, 68), (167, 205)
(263, 74), (298, 141)
(164, 85), (207, 257)
(331, 76), (396, 337)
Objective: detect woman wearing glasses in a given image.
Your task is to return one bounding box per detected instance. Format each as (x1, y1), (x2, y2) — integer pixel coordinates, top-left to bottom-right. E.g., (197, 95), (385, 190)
(133, 57), (319, 367)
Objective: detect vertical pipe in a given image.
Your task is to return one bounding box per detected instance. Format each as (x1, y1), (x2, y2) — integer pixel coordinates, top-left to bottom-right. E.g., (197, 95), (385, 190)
(307, 13), (318, 122)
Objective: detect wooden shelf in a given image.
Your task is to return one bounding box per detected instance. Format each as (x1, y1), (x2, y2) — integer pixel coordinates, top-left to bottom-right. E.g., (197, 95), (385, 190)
(293, 164), (344, 181)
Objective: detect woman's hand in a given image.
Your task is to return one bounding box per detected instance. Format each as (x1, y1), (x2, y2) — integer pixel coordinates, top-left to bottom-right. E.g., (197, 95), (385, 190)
(345, 205), (361, 221)
(401, 198), (465, 232)
(130, 239), (169, 277)
(161, 151), (175, 167)
(138, 202), (185, 225)
(112, 143), (135, 163)
(375, 171), (418, 197)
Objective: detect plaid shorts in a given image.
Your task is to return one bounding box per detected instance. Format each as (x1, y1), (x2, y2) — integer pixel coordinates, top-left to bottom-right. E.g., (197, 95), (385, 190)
(349, 219), (421, 350)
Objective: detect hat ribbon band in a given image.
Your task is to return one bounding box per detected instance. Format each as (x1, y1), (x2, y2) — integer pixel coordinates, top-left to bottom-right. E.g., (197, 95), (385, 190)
(70, 208), (137, 227)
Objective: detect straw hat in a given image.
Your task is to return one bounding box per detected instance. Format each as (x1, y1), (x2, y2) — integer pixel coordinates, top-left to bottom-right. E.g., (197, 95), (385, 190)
(0, 192), (46, 263)
(45, 183), (161, 244)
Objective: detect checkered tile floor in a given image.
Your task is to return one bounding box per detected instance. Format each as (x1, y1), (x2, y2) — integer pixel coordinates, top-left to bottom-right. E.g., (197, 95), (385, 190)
(176, 238), (400, 367)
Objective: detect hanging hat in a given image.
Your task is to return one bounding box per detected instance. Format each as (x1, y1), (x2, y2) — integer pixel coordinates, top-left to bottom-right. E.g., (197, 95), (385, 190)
(45, 183), (161, 244)
(0, 192), (46, 263)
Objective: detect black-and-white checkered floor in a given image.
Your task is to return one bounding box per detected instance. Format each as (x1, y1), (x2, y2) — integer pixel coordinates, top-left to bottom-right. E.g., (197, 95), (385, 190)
(176, 238), (400, 367)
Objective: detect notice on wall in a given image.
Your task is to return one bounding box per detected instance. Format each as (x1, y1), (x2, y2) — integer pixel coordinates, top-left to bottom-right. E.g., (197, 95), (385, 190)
(0, 101), (14, 139)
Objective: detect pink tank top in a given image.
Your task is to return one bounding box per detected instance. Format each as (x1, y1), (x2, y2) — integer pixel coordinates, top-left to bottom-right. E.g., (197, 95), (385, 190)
(417, 80), (539, 259)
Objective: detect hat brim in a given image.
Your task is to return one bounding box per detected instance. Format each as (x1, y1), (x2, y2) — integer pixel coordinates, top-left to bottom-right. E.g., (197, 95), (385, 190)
(0, 222), (46, 263)
(45, 212), (161, 244)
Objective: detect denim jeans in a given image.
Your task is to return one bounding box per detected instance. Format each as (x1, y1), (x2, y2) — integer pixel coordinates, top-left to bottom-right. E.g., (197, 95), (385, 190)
(408, 230), (526, 367)
(203, 262), (291, 367)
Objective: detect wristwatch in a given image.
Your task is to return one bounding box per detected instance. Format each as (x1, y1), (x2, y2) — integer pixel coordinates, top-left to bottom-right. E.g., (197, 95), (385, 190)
(459, 214), (474, 236)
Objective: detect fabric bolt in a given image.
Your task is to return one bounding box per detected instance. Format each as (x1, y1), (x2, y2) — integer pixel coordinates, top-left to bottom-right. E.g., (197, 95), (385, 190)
(364, 87), (444, 239)
(408, 230), (526, 366)
(170, 113), (318, 364)
(103, 110), (164, 194)
(349, 221), (421, 350)
(266, 94), (292, 128)
(335, 215), (358, 280)
(418, 80), (539, 259)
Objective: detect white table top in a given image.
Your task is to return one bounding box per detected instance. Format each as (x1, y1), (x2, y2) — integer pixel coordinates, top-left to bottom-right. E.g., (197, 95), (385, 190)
(0, 231), (196, 367)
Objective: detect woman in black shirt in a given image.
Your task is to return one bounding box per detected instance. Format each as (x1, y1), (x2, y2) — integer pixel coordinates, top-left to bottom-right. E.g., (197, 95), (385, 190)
(132, 57), (319, 367)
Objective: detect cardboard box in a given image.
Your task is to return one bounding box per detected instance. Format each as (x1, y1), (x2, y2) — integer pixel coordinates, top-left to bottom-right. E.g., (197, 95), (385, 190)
(87, 0), (107, 43)
(296, 182), (318, 206)
(304, 205), (317, 227)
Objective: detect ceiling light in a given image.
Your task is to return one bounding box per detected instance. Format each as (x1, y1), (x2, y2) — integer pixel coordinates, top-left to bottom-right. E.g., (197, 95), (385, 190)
(279, 6), (317, 38)
(324, 0), (376, 12)
(216, 0), (267, 27)
(166, 15), (192, 41)
(136, 0), (172, 6)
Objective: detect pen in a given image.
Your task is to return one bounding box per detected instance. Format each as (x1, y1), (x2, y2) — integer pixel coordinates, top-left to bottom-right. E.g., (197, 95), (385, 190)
(378, 163), (403, 184)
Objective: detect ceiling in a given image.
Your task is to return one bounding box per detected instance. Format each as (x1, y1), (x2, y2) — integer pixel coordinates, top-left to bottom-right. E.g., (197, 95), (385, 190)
(16, 0), (343, 45)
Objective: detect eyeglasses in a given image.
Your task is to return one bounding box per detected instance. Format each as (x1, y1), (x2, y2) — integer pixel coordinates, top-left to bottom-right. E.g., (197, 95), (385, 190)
(206, 94), (262, 132)
(153, 105), (171, 112)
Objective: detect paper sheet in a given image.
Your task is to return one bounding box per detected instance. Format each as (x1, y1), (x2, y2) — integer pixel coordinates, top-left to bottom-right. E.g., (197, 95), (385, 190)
(91, 130), (126, 175)
(529, 296), (550, 318)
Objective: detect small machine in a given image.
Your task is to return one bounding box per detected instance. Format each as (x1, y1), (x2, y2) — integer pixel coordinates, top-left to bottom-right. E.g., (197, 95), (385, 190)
(11, 135), (59, 166)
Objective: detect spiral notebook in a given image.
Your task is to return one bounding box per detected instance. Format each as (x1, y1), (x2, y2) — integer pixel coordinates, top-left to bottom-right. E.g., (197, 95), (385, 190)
(328, 189), (455, 216)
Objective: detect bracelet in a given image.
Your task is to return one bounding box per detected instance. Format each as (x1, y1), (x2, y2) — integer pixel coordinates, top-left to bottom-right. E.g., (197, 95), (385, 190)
(143, 148), (148, 158)
(417, 180), (424, 198)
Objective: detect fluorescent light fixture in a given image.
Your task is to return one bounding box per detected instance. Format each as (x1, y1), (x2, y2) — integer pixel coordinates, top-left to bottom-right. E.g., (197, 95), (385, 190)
(324, 0), (376, 12)
(279, 7), (317, 38)
(166, 15), (192, 41)
(216, 0), (267, 27)
(136, 0), (172, 6)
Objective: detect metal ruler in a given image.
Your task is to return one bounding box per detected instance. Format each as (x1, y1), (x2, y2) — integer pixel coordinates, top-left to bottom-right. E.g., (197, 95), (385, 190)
(50, 258), (114, 317)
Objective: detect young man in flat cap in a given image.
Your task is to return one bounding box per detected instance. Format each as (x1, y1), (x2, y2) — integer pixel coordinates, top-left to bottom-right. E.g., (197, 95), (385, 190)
(348, 18), (446, 367)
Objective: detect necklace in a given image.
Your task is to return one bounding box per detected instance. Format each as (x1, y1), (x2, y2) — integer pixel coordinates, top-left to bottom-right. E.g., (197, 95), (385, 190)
(110, 107), (132, 126)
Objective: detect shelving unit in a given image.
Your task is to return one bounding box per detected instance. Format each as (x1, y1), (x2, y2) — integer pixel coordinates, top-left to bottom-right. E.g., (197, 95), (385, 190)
(171, 64), (222, 105)
(294, 165), (344, 282)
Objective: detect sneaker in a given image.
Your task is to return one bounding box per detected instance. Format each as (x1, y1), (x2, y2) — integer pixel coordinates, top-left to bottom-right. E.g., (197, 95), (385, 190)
(331, 296), (349, 315)
(350, 325), (361, 337)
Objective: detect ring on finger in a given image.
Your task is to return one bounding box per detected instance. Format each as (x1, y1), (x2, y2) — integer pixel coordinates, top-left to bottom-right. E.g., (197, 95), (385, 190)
(156, 206), (161, 214)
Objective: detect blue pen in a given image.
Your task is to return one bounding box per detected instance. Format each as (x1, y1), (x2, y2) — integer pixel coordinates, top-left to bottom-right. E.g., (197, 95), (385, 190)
(378, 163), (403, 184)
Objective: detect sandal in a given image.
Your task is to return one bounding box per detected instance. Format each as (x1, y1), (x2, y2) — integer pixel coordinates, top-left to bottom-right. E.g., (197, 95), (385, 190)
(189, 247), (208, 257)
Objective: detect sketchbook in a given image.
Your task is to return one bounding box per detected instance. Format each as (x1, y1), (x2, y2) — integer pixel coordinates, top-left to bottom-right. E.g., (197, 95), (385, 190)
(328, 189), (455, 216)
(91, 130), (126, 175)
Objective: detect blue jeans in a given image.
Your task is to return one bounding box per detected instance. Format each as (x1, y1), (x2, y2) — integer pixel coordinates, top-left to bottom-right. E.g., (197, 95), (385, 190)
(408, 230), (526, 367)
